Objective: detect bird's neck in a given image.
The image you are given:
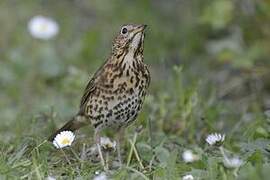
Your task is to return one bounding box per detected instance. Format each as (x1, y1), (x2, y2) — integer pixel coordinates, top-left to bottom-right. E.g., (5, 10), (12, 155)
(110, 49), (143, 70)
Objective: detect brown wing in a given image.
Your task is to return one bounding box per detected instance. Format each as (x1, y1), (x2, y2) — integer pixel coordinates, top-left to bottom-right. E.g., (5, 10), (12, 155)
(79, 60), (108, 110)
(79, 78), (96, 109)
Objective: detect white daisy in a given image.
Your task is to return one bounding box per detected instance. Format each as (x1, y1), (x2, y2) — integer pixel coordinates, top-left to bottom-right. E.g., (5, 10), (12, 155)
(28, 15), (59, 40)
(100, 137), (116, 151)
(53, 131), (75, 149)
(182, 150), (199, 163)
(93, 172), (107, 180)
(206, 133), (225, 146)
(223, 157), (243, 168)
(182, 174), (194, 180)
(46, 176), (56, 180)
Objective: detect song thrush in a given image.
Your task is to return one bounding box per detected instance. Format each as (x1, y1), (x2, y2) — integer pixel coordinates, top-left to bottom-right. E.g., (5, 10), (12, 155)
(48, 24), (150, 168)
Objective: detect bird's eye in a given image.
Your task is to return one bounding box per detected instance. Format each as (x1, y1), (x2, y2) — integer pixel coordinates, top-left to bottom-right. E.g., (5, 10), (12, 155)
(121, 27), (128, 34)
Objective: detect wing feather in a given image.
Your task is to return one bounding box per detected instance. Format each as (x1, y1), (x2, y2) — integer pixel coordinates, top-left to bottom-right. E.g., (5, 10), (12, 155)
(79, 60), (109, 109)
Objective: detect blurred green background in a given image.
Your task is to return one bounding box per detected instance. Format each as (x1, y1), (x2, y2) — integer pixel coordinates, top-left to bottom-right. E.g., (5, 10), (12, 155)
(1, 0), (270, 179)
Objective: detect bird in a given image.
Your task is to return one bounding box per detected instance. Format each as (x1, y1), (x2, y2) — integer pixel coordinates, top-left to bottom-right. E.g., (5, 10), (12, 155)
(48, 24), (150, 169)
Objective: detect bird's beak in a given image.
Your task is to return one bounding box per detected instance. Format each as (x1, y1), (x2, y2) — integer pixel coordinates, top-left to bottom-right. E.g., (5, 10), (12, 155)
(135, 24), (147, 33)
(139, 24), (147, 32)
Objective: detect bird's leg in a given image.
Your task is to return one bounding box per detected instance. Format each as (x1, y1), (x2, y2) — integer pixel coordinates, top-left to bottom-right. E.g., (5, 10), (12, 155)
(94, 130), (107, 170)
(116, 128), (125, 166)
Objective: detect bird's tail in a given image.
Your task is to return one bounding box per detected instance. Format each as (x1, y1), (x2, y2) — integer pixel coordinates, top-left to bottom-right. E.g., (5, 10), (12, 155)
(48, 115), (88, 142)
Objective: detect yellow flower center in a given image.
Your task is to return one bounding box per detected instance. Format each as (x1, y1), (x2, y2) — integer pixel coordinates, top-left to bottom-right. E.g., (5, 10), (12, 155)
(61, 138), (70, 145)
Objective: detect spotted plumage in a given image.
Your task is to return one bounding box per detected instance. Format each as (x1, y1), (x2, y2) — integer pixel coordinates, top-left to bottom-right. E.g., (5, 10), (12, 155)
(48, 25), (150, 167)
(80, 49), (150, 131)
(68, 25), (149, 131)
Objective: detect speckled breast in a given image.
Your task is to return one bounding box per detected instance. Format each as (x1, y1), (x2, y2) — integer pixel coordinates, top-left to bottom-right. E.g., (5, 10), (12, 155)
(85, 65), (150, 131)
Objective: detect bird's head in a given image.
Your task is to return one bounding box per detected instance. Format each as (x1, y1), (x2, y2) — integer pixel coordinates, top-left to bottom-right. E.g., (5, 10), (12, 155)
(112, 24), (147, 57)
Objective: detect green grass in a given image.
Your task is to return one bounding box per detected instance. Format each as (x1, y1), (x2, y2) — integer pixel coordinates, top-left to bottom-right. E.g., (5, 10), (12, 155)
(1, 0), (270, 179)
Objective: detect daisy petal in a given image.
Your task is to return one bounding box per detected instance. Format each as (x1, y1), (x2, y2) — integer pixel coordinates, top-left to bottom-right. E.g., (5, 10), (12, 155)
(52, 131), (75, 149)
